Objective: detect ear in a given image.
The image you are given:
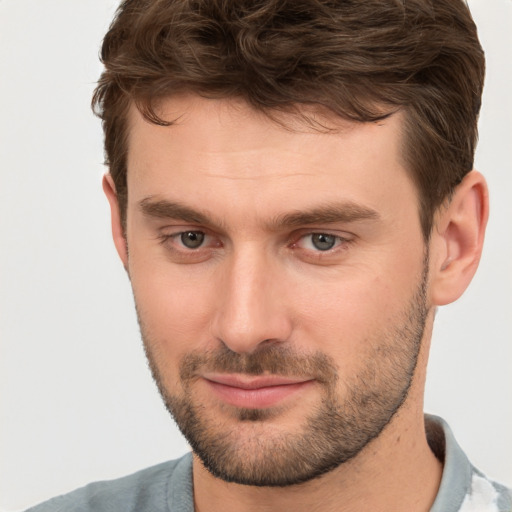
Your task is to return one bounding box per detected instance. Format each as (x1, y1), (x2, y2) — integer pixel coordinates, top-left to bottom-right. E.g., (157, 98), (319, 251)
(102, 174), (129, 269)
(429, 170), (489, 306)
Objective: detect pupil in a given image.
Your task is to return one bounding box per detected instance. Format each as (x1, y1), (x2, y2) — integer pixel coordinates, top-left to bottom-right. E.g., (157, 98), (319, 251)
(181, 231), (205, 249)
(312, 233), (335, 251)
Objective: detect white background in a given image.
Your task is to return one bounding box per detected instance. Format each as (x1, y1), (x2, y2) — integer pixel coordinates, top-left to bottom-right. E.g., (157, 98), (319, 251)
(0, 1), (510, 510)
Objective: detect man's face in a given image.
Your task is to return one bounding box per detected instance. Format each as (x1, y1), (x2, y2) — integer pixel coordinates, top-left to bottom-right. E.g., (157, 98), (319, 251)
(122, 96), (431, 486)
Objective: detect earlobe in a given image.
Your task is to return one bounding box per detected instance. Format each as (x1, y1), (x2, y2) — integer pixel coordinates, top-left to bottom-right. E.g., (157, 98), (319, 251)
(102, 174), (129, 269)
(429, 170), (489, 306)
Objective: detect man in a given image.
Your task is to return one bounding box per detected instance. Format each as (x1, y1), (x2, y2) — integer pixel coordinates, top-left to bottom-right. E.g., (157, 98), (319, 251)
(26, 0), (511, 511)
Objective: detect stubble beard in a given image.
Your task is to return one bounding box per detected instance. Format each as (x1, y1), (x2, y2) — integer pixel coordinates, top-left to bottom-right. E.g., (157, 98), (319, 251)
(137, 262), (429, 487)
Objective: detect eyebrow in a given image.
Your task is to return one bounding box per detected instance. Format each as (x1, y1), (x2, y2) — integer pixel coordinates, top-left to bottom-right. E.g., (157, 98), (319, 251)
(269, 203), (380, 229)
(139, 197), (379, 231)
(139, 197), (220, 227)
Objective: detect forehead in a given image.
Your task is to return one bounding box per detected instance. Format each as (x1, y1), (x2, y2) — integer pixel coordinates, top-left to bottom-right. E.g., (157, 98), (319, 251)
(127, 95), (401, 159)
(125, 95), (417, 225)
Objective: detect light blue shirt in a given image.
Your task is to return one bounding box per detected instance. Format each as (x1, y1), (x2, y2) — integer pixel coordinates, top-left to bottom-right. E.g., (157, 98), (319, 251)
(25, 415), (512, 512)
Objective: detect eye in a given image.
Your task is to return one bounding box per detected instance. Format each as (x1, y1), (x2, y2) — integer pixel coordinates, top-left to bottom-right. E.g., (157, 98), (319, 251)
(310, 233), (337, 251)
(297, 232), (344, 252)
(179, 231), (205, 249)
(157, 228), (221, 264)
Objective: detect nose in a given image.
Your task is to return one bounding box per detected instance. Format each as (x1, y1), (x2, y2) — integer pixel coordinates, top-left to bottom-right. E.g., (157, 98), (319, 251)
(210, 245), (293, 354)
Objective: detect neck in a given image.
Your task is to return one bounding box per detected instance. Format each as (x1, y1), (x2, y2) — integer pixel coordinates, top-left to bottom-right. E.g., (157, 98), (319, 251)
(193, 413), (442, 512)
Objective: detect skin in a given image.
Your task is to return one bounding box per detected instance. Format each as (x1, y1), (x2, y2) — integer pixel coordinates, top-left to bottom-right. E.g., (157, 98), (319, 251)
(104, 94), (488, 512)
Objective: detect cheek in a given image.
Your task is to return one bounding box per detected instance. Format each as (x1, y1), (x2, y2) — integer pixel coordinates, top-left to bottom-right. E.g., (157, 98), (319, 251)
(129, 257), (218, 360)
(296, 277), (388, 346)
(292, 256), (423, 363)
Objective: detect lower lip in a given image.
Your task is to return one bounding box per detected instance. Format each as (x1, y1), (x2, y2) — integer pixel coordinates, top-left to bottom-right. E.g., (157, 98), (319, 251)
(204, 379), (313, 409)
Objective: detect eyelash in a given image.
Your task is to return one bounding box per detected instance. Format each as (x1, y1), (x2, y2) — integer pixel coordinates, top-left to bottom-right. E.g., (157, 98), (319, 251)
(292, 232), (348, 251)
(158, 231), (219, 252)
(157, 230), (353, 261)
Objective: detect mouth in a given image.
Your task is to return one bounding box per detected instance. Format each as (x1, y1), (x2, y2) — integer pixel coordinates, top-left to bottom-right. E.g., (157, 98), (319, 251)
(202, 374), (315, 409)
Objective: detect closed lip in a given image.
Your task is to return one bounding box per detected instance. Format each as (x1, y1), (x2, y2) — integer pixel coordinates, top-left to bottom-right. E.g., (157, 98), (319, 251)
(202, 373), (315, 409)
(202, 373), (313, 389)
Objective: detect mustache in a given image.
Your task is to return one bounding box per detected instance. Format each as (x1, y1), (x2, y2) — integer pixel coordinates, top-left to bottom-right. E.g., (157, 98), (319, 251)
(179, 343), (338, 385)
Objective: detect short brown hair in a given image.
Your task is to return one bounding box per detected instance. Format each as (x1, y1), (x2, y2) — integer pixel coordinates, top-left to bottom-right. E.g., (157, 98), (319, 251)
(92, 0), (485, 238)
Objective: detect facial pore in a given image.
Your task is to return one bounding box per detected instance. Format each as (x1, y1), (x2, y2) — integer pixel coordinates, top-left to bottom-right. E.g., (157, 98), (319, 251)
(138, 255), (429, 486)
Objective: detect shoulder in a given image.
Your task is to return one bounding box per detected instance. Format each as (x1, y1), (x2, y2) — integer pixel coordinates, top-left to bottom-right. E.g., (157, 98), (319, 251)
(426, 415), (512, 512)
(458, 471), (512, 512)
(24, 453), (193, 512)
